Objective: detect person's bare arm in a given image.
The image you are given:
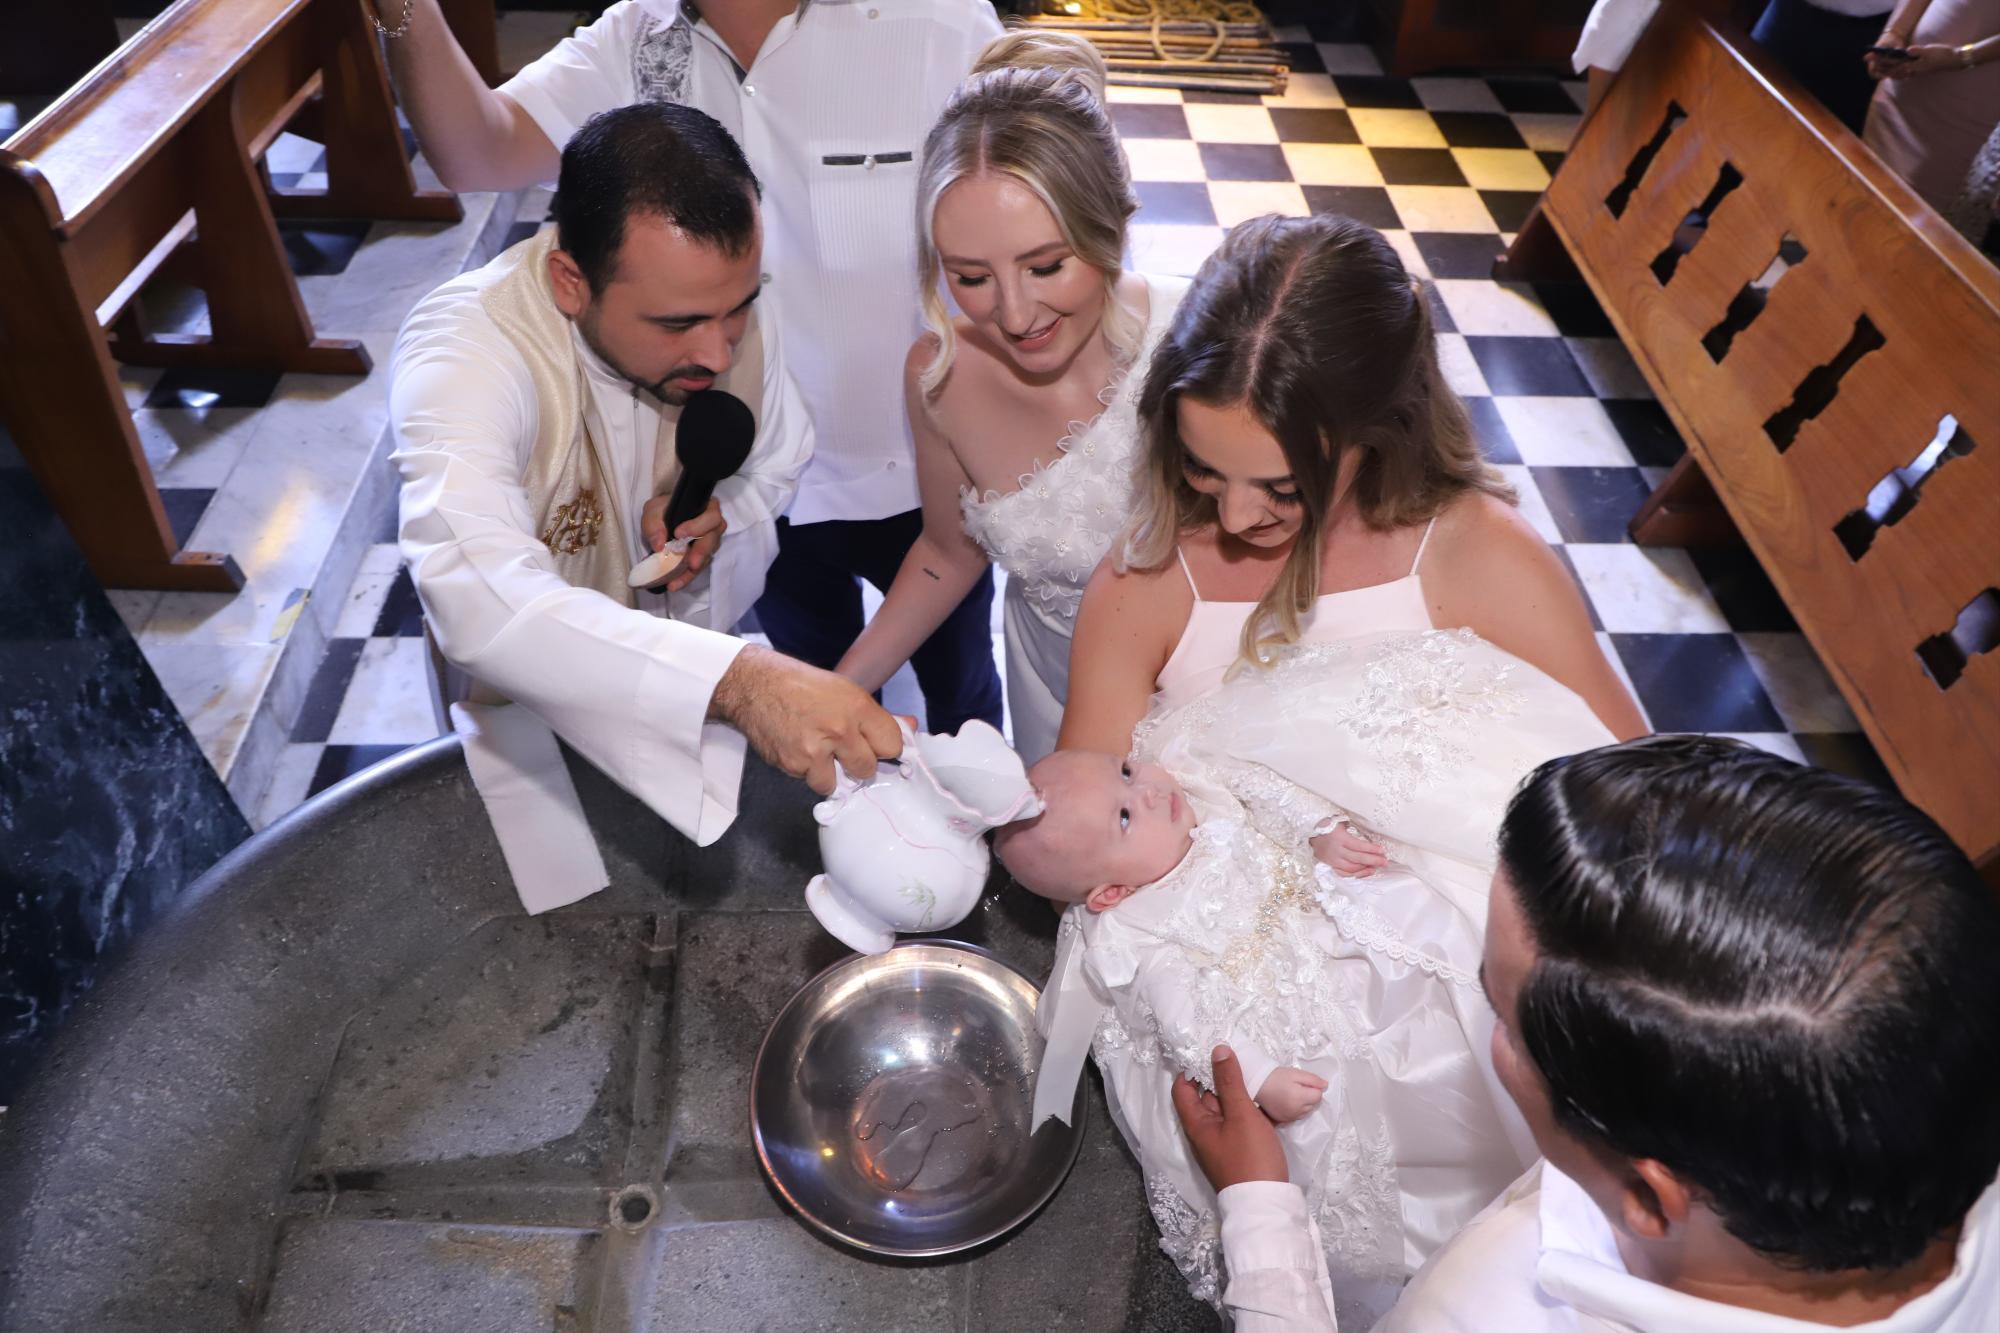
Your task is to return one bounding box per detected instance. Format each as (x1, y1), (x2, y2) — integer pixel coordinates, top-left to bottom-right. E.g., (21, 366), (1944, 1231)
(1055, 556), (1185, 756)
(1430, 496), (1648, 741)
(836, 345), (992, 692)
(381, 0), (560, 192)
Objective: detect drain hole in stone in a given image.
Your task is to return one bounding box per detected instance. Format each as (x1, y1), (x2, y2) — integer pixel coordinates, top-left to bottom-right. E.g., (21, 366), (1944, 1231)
(610, 1184), (659, 1231)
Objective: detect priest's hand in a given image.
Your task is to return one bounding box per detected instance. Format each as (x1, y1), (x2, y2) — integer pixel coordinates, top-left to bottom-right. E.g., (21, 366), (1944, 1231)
(708, 645), (904, 794)
(1173, 1046), (1289, 1192)
(641, 495), (726, 595)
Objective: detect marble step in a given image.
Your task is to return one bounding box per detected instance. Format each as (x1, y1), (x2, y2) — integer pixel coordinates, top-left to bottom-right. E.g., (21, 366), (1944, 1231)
(111, 182), (524, 822)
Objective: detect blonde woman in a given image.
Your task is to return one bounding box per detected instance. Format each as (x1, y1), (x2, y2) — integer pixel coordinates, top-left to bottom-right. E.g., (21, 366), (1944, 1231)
(833, 31), (1189, 762)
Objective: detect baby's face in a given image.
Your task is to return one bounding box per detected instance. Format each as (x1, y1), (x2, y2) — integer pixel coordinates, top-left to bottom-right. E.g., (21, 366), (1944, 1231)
(1001, 751), (1197, 908)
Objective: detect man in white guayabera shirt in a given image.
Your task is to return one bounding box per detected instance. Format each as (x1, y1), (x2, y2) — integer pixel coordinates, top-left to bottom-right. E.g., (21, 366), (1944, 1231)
(393, 104), (903, 913)
(1174, 737), (2000, 1332)
(377, 0), (1006, 738)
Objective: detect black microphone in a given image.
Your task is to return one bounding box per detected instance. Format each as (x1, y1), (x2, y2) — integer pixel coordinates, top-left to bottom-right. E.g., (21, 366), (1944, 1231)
(642, 388), (757, 592)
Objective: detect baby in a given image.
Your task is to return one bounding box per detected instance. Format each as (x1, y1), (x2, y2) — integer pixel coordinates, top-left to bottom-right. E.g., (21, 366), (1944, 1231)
(994, 749), (1347, 1123)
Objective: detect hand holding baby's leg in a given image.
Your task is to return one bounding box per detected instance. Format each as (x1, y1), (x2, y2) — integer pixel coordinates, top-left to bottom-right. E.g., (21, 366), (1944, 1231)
(1311, 824), (1387, 878)
(1254, 1066), (1329, 1124)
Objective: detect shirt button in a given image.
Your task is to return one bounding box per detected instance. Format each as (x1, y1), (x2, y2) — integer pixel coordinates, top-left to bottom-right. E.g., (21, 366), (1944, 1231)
(868, 6), (879, 15)
(744, 84), (757, 96)
(887, 460), (898, 469)
(761, 271), (772, 284)
(864, 154), (877, 170)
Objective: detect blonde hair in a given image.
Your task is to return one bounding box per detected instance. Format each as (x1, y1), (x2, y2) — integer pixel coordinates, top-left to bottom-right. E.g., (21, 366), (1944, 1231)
(915, 29), (1139, 396)
(1124, 213), (1514, 667)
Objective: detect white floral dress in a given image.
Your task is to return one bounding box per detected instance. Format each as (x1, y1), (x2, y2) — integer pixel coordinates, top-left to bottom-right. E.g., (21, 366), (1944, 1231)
(1041, 625), (1619, 1326)
(958, 274), (1187, 762)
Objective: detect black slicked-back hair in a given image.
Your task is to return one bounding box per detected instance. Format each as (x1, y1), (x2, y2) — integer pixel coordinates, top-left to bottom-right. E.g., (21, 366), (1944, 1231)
(550, 102), (761, 292)
(1499, 735), (2000, 1273)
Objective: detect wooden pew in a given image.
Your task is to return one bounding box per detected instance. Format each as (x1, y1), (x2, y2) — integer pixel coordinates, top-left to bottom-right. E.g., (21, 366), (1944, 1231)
(0, 0), (461, 592)
(1502, 5), (2000, 870)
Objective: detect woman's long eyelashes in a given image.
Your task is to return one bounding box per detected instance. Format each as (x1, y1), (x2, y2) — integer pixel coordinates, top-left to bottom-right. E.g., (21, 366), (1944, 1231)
(950, 273), (987, 288)
(1264, 485), (1303, 504)
(1029, 260), (1065, 277)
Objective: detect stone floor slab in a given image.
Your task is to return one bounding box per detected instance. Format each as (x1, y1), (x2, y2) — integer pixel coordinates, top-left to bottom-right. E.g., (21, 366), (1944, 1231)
(646, 1218), (965, 1332)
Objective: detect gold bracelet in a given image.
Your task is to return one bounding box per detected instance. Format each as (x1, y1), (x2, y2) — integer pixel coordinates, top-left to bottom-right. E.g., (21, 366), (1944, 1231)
(366, 0), (416, 39)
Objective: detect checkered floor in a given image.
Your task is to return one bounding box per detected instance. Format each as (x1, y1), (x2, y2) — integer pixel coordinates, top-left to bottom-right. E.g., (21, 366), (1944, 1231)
(258, 28), (1889, 826)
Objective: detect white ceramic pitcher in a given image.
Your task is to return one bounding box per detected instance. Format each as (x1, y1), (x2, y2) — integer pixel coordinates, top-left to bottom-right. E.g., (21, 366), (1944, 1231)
(805, 720), (1042, 954)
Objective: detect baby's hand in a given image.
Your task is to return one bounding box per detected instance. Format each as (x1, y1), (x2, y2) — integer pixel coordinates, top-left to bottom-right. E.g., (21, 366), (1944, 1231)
(1254, 1066), (1328, 1124)
(1311, 823), (1386, 878)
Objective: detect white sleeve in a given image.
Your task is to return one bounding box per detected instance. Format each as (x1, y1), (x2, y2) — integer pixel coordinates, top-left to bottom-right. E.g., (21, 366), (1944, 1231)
(1572, 0), (1659, 73)
(390, 292), (750, 845)
(498, 0), (650, 160)
(1217, 1182), (1340, 1332)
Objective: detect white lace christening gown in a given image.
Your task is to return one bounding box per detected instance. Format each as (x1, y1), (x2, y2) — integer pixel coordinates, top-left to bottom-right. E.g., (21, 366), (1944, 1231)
(1071, 627), (1618, 1324)
(958, 273), (1186, 763)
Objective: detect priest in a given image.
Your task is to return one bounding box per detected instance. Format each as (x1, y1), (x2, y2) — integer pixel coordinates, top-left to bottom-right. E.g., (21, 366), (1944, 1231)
(391, 102), (901, 911)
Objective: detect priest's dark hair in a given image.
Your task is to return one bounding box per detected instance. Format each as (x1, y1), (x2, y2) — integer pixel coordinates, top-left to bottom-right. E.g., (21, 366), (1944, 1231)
(1498, 734), (2000, 1274)
(551, 102), (762, 292)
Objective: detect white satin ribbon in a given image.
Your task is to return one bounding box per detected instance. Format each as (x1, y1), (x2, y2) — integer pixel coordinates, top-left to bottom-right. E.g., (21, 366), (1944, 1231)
(451, 701), (609, 915)
(1032, 917), (1109, 1130)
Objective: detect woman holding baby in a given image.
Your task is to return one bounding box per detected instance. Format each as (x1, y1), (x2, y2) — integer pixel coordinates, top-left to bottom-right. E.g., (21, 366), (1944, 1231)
(1030, 211), (1647, 1322)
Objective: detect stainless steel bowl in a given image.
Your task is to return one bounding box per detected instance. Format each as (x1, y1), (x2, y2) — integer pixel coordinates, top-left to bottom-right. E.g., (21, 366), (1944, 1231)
(750, 939), (1087, 1257)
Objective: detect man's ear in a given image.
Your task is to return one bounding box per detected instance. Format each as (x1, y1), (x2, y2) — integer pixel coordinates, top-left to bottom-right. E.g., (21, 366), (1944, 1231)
(1084, 882), (1137, 913)
(1620, 1158), (1693, 1241)
(547, 248), (589, 319)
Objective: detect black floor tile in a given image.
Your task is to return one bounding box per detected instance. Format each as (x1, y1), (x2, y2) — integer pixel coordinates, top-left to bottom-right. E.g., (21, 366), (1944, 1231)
(1429, 111), (1527, 148)
(1795, 731), (1894, 788)
(157, 487), (215, 549)
(1277, 41), (1326, 74)
(1529, 282), (1615, 337)
(278, 220), (371, 277)
(1269, 106), (1357, 144)
(1413, 231), (1505, 279)
(1333, 75), (1422, 108)
(1465, 336), (1594, 396)
(1300, 184), (1399, 230)
(1479, 189), (1543, 234)
(1135, 181), (1218, 226)
(1370, 147), (1468, 186)
(1198, 143), (1292, 181)
(292, 638), (368, 743)
(1488, 78), (1580, 114)
(309, 743), (416, 799)
(372, 565), (426, 637)
(1537, 149), (1568, 175)
(1611, 633), (1786, 733)
(1688, 547), (1800, 633)
(1465, 396), (1520, 464)
(145, 368), (284, 411)
(1530, 465), (1655, 543)
(1600, 398), (1686, 466)
(1111, 103), (1191, 140)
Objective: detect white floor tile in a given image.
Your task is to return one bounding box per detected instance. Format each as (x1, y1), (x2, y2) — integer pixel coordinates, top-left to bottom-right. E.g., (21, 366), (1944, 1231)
(1450, 148), (1551, 191)
(1207, 181), (1310, 227)
(143, 639), (283, 779)
(360, 542), (406, 575)
(1495, 397), (1638, 467)
(1433, 279), (1560, 337)
(1737, 632), (1860, 733)
(1263, 73), (1345, 108)
(1435, 334), (1492, 397)
(1183, 104), (1278, 145)
(1566, 545), (1731, 634)
(106, 590), (162, 637)
(1413, 78), (1505, 113)
(1385, 185), (1497, 233)
(333, 570), (402, 638)
(138, 406), (263, 489)
(1123, 138), (1208, 184)
(327, 638), (443, 745)
(1349, 108), (1446, 148)
(1280, 142), (1384, 186)
(1716, 731), (1808, 763)
(1107, 85), (1184, 105)
(1495, 465), (1560, 544)
(251, 742), (326, 831)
